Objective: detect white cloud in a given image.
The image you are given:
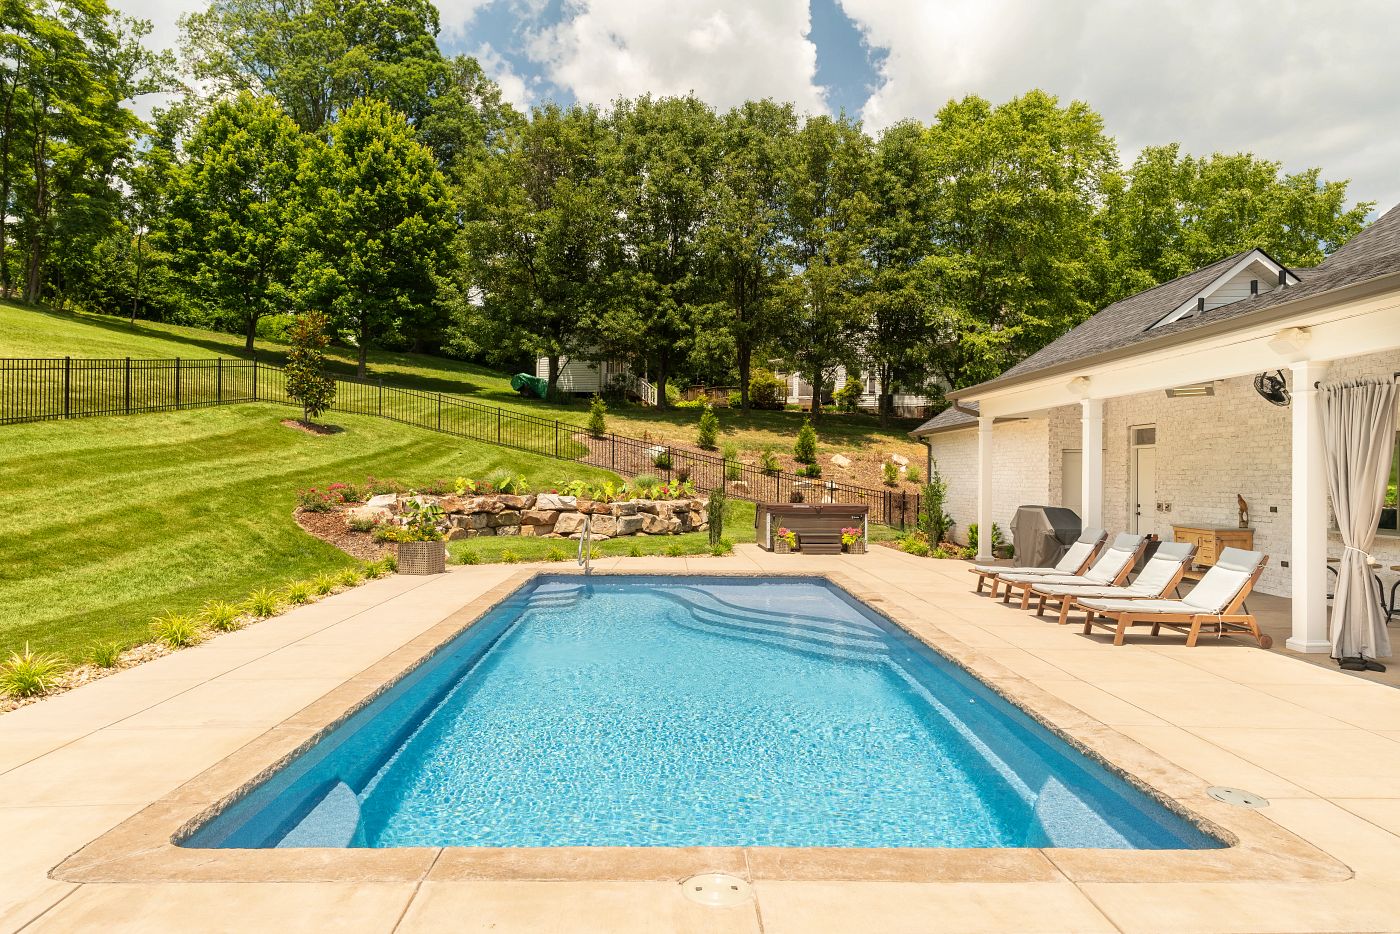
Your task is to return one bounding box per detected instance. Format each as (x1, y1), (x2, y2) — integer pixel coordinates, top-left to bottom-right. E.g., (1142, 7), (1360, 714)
(841, 0), (1400, 209)
(432, 0), (497, 40)
(472, 42), (533, 110)
(529, 0), (828, 114)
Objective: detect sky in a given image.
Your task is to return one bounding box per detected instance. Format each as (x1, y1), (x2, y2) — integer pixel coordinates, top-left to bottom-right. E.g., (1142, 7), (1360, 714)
(118, 0), (1400, 209)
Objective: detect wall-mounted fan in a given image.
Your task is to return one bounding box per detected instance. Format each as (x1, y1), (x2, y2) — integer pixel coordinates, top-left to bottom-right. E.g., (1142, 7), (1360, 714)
(1253, 370), (1291, 407)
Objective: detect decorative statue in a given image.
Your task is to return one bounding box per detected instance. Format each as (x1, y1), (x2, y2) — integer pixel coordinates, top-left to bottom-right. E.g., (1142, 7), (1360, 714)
(1237, 493), (1250, 529)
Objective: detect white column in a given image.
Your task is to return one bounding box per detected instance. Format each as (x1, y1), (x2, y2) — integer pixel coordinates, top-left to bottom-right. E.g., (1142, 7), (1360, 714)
(1287, 360), (1331, 653)
(976, 416), (994, 561)
(1080, 398), (1105, 529)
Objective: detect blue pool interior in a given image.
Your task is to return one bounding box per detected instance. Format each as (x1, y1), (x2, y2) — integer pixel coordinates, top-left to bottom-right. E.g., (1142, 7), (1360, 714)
(183, 575), (1224, 850)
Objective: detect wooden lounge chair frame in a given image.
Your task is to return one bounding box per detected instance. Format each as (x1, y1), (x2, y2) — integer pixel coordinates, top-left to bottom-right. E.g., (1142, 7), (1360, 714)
(1033, 544), (1194, 625)
(970, 532), (1105, 597)
(1080, 557), (1270, 647)
(1002, 537), (1149, 610)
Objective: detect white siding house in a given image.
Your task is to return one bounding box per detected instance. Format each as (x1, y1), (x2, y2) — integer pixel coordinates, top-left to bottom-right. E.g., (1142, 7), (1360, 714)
(777, 364), (937, 416)
(913, 224), (1400, 654)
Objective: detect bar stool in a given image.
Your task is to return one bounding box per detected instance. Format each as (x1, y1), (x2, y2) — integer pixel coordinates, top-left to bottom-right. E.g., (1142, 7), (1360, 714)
(1326, 555), (1388, 614)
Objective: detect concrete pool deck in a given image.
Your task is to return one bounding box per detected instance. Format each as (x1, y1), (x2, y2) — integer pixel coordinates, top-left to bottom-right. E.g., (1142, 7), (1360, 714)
(4, 546), (1400, 932)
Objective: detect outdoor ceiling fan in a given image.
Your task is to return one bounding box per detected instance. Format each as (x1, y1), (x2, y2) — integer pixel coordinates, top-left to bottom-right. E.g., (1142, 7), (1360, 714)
(1253, 370), (1291, 407)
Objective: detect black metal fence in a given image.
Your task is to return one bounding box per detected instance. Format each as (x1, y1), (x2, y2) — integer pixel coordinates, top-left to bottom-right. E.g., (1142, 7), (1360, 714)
(0, 356), (922, 528)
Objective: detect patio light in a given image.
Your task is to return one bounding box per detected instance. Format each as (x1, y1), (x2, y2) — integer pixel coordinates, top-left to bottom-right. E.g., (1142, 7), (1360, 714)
(1165, 383), (1215, 398)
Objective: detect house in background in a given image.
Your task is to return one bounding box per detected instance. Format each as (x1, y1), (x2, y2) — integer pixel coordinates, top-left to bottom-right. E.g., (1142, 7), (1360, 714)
(531, 355), (657, 405)
(912, 205), (1400, 655)
(776, 364), (939, 418)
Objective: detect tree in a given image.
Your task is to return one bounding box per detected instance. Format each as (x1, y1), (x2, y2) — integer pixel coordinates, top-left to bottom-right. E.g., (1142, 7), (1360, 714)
(300, 99), (455, 376)
(696, 403), (719, 450)
(919, 92), (1119, 389)
(794, 419), (817, 464)
(587, 394), (607, 438)
(704, 100), (796, 410)
(166, 92), (305, 350)
(777, 114), (873, 421)
(285, 309), (335, 423)
(591, 95), (720, 410)
(458, 103), (612, 394)
(1103, 144), (1373, 296)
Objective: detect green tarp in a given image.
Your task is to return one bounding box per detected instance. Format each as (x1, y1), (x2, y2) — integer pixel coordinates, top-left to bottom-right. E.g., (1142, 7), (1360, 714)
(510, 372), (549, 400)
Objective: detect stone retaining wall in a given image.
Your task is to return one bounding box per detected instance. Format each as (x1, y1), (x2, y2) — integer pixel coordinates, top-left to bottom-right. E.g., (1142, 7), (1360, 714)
(351, 492), (708, 541)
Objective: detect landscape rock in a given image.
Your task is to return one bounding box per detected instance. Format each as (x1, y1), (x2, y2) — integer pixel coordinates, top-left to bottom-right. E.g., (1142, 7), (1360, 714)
(642, 513), (680, 534)
(497, 494), (532, 510)
(553, 512), (587, 536)
(589, 515), (618, 537)
(467, 496), (503, 514)
(888, 453), (909, 467)
(348, 505), (391, 525)
(615, 515), (644, 535)
(611, 501), (639, 516)
(495, 525), (519, 536)
(520, 509), (556, 526)
(831, 454), (852, 468)
(366, 493), (397, 509)
(533, 493), (577, 511)
(489, 510), (522, 527)
(446, 527), (470, 541)
(436, 495), (467, 514)
(475, 526), (496, 537)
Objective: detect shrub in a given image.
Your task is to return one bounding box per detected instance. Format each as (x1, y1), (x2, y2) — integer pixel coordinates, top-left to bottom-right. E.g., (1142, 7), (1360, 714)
(200, 600), (243, 632)
(485, 471), (528, 495)
(833, 375), (862, 413)
(285, 310), (336, 423)
(361, 561), (385, 580)
(347, 514), (380, 533)
(546, 547), (568, 562)
(283, 581), (313, 605)
(696, 404), (719, 450)
(458, 550), (481, 565)
(759, 449), (780, 475)
(675, 465), (691, 484)
(627, 542), (643, 557)
(748, 368), (785, 409)
(709, 538), (733, 557)
(882, 460), (900, 486)
(152, 613), (202, 648)
(90, 642), (124, 669)
(918, 460), (953, 545)
(0, 644), (66, 697)
(633, 473), (660, 497)
(906, 465), (921, 484)
(587, 394), (607, 438)
(798, 463), (822, 479)
(841, 526), (863, 547)
(898, 535), (931, 558)
(379, 553), (397, 573)
(243, 587), (283, 619)
(394, 495), (446, 542)
(664, 543), (685, 557)
(311, 573), (340, 595)
(794, 420), (817, 464)
(652, 449), (673, 470)
(707, 488), (727, 546)
(727, 390), (741, 408)
(336, 568), (363, 588)
(499, 549), (520, 563)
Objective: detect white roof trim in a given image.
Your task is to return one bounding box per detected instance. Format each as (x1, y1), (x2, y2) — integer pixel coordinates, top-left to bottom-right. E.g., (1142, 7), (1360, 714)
(1149, 249), (1300, 330)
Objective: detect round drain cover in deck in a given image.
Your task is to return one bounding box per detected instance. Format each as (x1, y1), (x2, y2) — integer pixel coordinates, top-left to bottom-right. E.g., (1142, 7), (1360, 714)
(680, 873), (752, 908)
(1207, 786), (1269, 808)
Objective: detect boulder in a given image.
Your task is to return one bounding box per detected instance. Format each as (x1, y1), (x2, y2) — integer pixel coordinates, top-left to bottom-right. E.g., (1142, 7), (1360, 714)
(366, 493), (397, 509)
(348, 505), (391, 525)
(489, 510), (522, 528)
(475, 526), (496, 537)
(637, 500), (660, 515)
(462, 513), (490, 530)
(495, 525), (519, 536)
(888, 452), (909, 467)
(642, 513), (679, 534)
(517, 525), (541, 537)
(611, 501), (639, 516)
(534, 493), (577, 511)
(674, 511), (694, 532)
(645, 444), (667, 460)
(615, 514), (644, 535)
(467, 496), (503, 514)
(520, 509), (556, 526)
(589, 515), (618, 537)
(831, 453), (852, 469)
(446, 527), (470, 541)
(498, 494), (532, 510)
(553, 511), (588, 536)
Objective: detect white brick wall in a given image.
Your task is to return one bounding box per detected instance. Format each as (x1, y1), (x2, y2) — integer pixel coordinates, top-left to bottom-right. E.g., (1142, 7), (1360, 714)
(927, 419), (1050, 546)
(938, 348), (1400, 598)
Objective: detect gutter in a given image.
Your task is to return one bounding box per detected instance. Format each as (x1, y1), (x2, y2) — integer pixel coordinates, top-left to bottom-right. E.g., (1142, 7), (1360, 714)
(947, 268), (1400, 402)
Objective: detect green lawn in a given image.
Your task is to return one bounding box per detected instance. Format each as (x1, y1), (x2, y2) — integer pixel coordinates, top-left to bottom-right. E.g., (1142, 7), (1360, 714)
(0, 404), (615, 662)
(0, 300), (929, 472)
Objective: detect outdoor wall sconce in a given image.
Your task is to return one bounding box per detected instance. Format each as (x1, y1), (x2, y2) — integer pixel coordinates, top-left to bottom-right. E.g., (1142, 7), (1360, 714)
(1165, 383), (1215, 398)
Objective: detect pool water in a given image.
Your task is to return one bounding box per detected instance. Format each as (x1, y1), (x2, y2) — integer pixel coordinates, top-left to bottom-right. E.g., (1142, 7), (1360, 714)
(184, 576), (1222, 850)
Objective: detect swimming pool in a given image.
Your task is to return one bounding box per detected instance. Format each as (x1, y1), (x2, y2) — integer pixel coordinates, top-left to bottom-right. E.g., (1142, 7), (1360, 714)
(183, 575), (1222, 850)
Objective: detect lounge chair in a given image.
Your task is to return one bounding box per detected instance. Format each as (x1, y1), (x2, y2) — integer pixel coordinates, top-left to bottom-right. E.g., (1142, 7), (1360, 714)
(970, 527), (1107, 597)
(997, 533), (1148, 610)
(1078, 547), (1270, 647)
(1030, 542), (1196, 624)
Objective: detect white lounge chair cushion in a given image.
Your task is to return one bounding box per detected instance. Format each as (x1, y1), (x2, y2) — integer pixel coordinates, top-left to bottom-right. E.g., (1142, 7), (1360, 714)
(1077, 597), (1193, 614)
(1080, 547), (1263, 616)
(973, 528), (1105, 576)
(1037, 543), (1192, 598)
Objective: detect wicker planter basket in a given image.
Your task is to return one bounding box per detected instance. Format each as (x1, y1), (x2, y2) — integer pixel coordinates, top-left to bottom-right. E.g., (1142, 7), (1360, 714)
(846, 541), (866, 555)
(773, 539), (793, 554)
(397, 540), (446, 575)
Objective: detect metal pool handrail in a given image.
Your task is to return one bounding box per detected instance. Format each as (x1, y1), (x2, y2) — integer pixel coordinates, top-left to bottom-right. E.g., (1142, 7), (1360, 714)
(578, 514), (593, 573)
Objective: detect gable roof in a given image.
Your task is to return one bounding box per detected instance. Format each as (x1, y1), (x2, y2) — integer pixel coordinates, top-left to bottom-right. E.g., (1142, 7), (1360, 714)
(911, 401), (977, 437)
(949, 203), (1400, 399)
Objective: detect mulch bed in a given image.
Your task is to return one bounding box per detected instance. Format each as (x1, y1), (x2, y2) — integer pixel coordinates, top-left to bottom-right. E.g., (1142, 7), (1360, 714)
(293, 509), (393, 562)
(0, 642), (173, 715)
(281, 418), (343, 436)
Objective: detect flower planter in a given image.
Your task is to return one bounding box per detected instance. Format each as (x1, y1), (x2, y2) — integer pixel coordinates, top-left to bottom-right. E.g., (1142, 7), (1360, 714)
(397, 540), (446, 575)
(773, 539), (793, 554)
(846, 541), (866, 555)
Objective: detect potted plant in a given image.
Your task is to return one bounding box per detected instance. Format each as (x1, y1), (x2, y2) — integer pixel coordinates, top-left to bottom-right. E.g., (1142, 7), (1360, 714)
(841, 526), (865, 555)
(391, 495), (447, 574)
(774, 526), (797, 554)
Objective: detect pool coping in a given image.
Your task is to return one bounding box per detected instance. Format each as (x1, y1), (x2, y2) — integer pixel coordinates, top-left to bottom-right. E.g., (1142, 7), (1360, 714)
(51, 569), (1351, 887)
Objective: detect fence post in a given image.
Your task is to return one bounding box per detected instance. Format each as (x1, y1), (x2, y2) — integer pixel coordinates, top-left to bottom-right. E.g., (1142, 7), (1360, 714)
(378, 380), (383, 416)
(611, 435), (616, 469)
(252, 359), (258, 400)
(217, 358), (222, 402)
(124, 357), (131, 414)
(63, 356), (70, 418)
(436, 393), (442, 431)
(554, 423), (560, 459)
(175, 357), (181, 407)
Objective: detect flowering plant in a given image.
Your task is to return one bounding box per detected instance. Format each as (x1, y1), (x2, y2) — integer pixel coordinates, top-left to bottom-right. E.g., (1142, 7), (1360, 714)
(776, 527), (797, 547)
(841, 526), (863, 546)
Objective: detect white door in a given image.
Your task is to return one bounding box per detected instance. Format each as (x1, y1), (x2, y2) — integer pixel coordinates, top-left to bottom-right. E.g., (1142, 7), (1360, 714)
(1061, 450), (1083, 516)
(1132, 446), (1158, 537)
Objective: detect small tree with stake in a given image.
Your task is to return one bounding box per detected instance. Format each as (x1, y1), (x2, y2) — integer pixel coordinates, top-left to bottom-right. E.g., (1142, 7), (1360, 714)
(285, 310), (336, 426)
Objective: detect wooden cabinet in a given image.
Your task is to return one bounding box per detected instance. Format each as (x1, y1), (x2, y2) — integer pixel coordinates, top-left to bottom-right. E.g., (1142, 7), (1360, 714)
(1172, 525), (1254, 572)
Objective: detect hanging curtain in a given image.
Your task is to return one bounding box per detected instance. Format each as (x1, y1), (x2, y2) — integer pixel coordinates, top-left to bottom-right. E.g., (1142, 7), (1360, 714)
(1321, 378), (1399, 660)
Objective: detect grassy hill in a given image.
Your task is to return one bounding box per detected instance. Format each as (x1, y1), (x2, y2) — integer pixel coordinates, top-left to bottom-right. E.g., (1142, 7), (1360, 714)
(0, 301), (929, 482)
